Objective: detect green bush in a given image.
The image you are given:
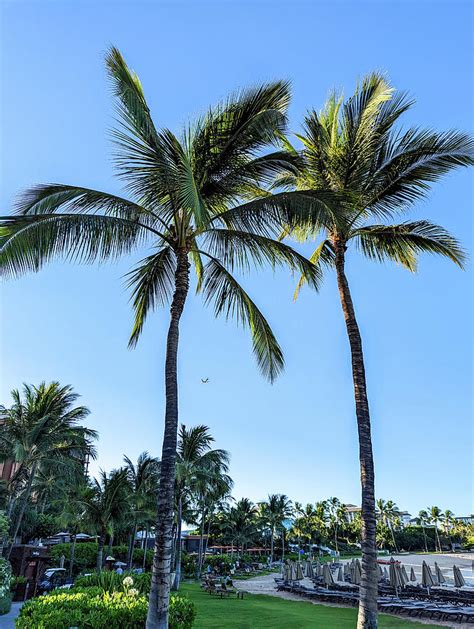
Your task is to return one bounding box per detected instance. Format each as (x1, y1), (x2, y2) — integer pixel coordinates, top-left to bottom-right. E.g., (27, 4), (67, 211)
(75, 571), (151, 596)
(0, 558), (12, 616)
(16, 588), (195, 629)
(50, 542), (153, 575)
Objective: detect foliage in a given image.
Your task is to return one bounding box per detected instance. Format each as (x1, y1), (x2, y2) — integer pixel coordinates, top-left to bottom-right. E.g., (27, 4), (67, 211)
(17, 587), (195, 629)
(75, 571), (152, 596)
(0, 558), (12, 616)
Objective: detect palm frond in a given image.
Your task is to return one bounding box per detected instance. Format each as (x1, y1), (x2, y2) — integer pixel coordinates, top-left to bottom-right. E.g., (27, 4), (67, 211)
(202, 228), (321, 288)
(293, 239), (335, 299)
(125, 246), (176, 347)
(202, 256), (283, 382)
(1, 213), (150, 278)
(367, 128), (474, 215)
(352, 220), (465, 271)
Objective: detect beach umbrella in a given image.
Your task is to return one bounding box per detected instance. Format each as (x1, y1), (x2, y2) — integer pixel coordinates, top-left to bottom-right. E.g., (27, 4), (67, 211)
(337, 567), (344, 582)
(410, 567), (416, 582)
(389, 561), (403, 592)
(353, 560), (362, 586)
(322, 563), (335, 588)
(305, 560), (314, 578)
(422, 561), (435, 588)
(344, 562), (350, 577)
(383, 567), (389, 580)
(400, 564), (409, 586)
(435, 562), (446, 585)
(453, 565), (465, 588)
(315, 561), (322, 578)
(295, 562), (304, 581)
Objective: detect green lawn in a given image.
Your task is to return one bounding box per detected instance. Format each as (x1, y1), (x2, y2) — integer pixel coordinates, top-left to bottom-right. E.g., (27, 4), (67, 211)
(180, 584), (440, 628)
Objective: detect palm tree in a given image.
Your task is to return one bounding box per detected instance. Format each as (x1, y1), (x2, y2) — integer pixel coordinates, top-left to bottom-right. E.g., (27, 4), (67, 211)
(327, 497), (344, 554)
(443, 509), (455, 549)
(123, 452), (160, 569)
(0, 382), (97, 557)
(429, 506), (443, 552)
(376, 499), (400, 553)
(173, 424), (230, 589)
(416, 510), (430, 552)
(259, 494), (292, 563)
(80, 469), (130, 571)
(0, 48), (319, 629)
(278, 74), (473, 628)
(221, 498), (258, 554)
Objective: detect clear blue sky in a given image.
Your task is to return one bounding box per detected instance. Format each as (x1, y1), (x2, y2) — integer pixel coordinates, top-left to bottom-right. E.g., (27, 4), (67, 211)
(1, 1), (472, 517)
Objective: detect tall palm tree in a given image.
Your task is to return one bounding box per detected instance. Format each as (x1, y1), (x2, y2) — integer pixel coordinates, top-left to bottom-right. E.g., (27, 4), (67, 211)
(221, 498), (258, 554)
(80, 468), (130, 571)
(376, 499), (400, 552)
(416, 509), (430, 552)
(173, 424), (230, 589)
(327, 497), (345, 553)
(0, 48), (319, 629)
(123, 452), (160, 569)
(278, 74), (473, 628)
(259, 494), (292, 563)
(0, 382), (97, 557)
(428, 506), (444, 552)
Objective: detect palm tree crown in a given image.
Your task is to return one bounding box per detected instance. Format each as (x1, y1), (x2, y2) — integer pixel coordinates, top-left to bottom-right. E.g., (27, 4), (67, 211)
(0, 47), (320, 382)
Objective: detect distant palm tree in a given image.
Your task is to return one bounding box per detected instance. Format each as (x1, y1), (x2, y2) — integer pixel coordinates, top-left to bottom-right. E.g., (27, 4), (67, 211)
(260, 494), (292, 563)
(278, 74), (473, 628)
(80, 469), (130, 571)
(376, 499), (400, 553)
(428, 506), (443, 552)
(327, 497), (344, 553)
(173, 425), (230, 589)
(416, 510), (430, 552)
(0, 382), (97, 557)
(0, 48), (319, 629)
(123, 452), (160, 569)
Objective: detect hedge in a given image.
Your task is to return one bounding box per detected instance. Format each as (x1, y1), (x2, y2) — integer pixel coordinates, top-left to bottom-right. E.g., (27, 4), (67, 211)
(0, 558), (12, 616)
(16, 588), (196, 629)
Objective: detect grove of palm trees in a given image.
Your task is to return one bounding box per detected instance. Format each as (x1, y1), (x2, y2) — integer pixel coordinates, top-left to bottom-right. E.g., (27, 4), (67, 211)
(1, 7), (473, 628)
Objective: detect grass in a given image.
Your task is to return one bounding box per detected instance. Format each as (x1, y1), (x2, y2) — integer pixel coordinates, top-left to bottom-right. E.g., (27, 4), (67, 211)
(180, 583), (440, 628)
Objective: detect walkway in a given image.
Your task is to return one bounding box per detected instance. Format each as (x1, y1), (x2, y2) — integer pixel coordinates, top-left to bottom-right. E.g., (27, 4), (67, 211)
(0, 602), (23, 628)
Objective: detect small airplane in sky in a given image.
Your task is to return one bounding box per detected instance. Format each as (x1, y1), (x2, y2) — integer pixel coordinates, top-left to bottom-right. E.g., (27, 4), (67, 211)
(201, 378), (209, 384)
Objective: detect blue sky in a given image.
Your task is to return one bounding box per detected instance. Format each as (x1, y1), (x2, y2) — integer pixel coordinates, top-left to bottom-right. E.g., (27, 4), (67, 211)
(1, 0), (472, 517)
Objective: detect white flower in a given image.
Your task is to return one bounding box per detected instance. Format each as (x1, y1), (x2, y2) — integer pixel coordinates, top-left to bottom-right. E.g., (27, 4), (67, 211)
(122, 576), (134, 587)
(128, 588), (139, 597)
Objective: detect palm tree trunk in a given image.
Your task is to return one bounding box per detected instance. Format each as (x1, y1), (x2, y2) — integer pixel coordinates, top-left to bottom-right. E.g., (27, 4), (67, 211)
(142, 527), (149, 571)
(128, 522), (137, 569)
(172, 496), (183, 591)
(7, 461), (38, 559)
(197, 506), (206, 578)
(270, 530), (274, 564)
(334, 241), (378, 629)
(97, 534), (105, 572)
(69, 534), (77, 579)
(389, 523), (398, 554)
(281, 529), (285, 563)
(147, 251), (190, 629)
(422, 525), (428, 552)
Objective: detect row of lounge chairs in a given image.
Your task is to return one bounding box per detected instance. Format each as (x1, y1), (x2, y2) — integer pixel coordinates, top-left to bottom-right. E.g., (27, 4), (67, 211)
(200, 576), (244, 599)
(276, 582), (474, 624)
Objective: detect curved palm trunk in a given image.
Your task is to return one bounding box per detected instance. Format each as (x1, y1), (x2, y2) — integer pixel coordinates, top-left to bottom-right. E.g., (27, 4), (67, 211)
(128, 522), (137, 569)
(270, 529), (274, 564)
(197, 506), (206, 578)
(69, 534), (77, 578)
(97, 534), (105, 572)
(7, 461), (38, 559)
(422, 525), (428, 552)
(334, 242), (378, 629)
(142, 527), (149, 571)
(147, 251), (190, 629)
(172, 496), (183, 591)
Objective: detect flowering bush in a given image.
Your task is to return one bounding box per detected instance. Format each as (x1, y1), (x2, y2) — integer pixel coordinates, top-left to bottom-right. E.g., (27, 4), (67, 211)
(16, 588), (196, 628)
(0, 558), (12, 615)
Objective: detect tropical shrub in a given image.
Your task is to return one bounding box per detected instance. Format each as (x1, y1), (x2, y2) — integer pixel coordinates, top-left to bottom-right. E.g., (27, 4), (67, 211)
(75, 571), (151, 596)
(0, 558), (12, 616)
(16, 588), (195, 629)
